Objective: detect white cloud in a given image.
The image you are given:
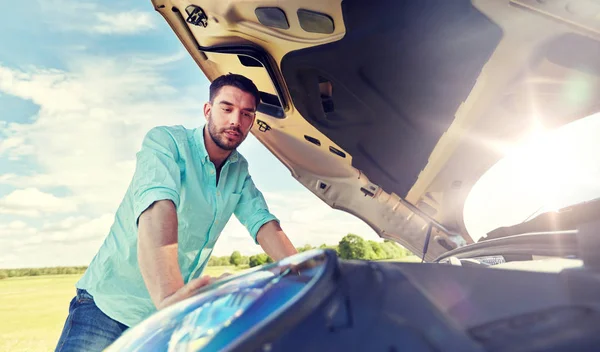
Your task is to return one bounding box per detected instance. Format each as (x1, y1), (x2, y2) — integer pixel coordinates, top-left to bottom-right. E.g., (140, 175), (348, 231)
(0, 52), (205, 267)
(0, 214), (113, 268)
(0, 136), (26, 153)
(44, 214), (113, 243)
(0, 55), (201, 213)
(0, 174), (16, 183)
(0, 254), (18, 267)
(41, 215), (89, 232)
(0, 221), (36, 238)
(37, 0), (156, 35)
(93, 12), (155, 34)
(8, 220), (28, 230)
(0, 221), (38, 267)
(0, 188), (77, 217)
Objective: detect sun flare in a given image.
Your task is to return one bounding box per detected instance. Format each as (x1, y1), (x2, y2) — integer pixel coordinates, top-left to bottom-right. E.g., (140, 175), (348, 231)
(464, 112), (600, 242)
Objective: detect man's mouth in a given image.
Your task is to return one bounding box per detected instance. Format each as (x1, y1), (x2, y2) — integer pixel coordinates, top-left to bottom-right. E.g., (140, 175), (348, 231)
(224, 130), (241, 139)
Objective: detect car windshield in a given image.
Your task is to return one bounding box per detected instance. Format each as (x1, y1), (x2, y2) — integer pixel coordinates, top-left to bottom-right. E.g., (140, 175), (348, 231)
(464, 112), (600, 242)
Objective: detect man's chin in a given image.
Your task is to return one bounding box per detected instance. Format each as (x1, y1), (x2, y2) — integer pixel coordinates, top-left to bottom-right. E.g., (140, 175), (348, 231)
(218, 138), (241, 151)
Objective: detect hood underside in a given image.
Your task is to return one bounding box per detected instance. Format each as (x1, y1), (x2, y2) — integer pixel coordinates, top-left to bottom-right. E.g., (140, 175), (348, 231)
(151, 0), (600, 260)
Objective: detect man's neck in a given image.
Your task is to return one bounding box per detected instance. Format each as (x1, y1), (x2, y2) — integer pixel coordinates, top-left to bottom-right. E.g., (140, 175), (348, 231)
(203, 126), (232, 170)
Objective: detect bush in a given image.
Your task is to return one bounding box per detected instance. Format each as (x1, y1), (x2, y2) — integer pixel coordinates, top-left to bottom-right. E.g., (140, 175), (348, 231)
(368, 240), (386, 260)
(338, 234), (376, 260)
(240, 256), (249, 265)
(249, 253), (273, 268)
(230, 251), (242, 266)
(297, 244), (314, 253)
(336, 234), (412, 260)
(0, 266), (87, 278)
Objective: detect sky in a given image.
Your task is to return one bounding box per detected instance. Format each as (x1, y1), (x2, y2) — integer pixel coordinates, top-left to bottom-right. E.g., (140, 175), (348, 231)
(1, 0), (599, 269)
(0, 0), (384, 268)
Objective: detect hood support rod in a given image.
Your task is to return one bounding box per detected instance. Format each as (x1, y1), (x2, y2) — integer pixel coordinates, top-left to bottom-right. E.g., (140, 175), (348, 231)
(421, 223), (433, 263)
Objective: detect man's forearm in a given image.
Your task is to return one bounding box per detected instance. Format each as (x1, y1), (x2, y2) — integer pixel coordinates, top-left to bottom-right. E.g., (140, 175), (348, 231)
(137, 200), (184, 308)
(256, 221), (298, 261)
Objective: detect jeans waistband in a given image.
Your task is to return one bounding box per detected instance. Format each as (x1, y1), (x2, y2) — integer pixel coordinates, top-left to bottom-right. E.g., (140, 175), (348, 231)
(76, 288), (94, 301)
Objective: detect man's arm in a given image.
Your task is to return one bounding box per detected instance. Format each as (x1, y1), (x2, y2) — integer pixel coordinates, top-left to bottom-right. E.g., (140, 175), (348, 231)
(232, 173), (297, 261)
(138, 200), (210, 310)
(138, 200), (183, 308)
(256, 220), (298, 261)
(133, 127), (211, 310)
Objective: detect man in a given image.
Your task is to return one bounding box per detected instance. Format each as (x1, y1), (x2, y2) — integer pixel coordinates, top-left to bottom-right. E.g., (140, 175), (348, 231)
(54, 73), (298, 352)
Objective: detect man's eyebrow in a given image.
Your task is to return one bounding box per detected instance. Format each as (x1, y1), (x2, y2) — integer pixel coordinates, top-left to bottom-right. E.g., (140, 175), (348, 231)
(217, 100), (256, 112)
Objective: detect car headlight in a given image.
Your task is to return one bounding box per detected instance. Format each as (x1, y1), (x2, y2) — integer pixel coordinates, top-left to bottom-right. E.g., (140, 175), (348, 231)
(106, 249), (330, 352)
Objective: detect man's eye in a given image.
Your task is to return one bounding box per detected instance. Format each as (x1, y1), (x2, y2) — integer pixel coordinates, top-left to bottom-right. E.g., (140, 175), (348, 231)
(222, 108), (231, 112)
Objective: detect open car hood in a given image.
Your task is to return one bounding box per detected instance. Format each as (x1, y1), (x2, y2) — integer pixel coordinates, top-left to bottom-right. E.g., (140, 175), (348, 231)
(150, 0), (600, 260)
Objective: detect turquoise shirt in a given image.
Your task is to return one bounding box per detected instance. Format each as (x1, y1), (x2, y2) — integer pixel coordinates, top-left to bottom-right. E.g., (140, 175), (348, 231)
(76, 124), (278, 327)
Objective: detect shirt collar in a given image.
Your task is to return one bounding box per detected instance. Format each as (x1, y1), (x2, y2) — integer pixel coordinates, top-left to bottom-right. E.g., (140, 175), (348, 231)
(194, 125), (239, 165)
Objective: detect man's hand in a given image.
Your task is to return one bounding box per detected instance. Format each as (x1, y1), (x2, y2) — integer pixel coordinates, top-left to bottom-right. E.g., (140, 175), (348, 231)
(157, 275), (212, 310)
(208, 272), (233, 285)
(157, 272), (233, 310)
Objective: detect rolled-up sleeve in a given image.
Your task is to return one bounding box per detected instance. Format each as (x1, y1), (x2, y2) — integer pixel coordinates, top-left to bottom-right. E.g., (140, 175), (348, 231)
(234, 174), (279, 244)
(131, 127), (181, 225)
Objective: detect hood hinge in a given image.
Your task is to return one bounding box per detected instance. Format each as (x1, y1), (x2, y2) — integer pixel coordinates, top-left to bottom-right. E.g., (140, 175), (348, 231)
(186, 5), (208, 28)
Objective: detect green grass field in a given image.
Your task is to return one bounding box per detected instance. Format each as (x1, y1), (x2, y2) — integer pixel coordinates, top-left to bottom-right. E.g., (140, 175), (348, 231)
(0, 266), (239, 352)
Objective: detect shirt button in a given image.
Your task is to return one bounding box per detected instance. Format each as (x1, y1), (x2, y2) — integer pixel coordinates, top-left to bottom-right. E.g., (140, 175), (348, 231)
(216, 191), (221, 197)
(210, 170), (215, 175)
(215, 220), (219, 224)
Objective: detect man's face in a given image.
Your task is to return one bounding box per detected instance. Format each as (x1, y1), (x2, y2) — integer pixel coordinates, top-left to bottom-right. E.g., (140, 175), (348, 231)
(205, 85), (257, 151)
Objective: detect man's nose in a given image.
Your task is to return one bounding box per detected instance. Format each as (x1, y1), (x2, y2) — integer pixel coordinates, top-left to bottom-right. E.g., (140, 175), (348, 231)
(228, 110), (242, 126)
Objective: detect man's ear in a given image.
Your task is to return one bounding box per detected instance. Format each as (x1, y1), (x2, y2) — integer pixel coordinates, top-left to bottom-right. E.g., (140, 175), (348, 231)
(203, 102), (212, 121)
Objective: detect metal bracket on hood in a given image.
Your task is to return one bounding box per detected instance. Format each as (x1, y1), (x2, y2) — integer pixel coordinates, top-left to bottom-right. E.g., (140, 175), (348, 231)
(256, 119), (271, 132)
(360, 182), (379, 197)
(185, 5), (208, 28)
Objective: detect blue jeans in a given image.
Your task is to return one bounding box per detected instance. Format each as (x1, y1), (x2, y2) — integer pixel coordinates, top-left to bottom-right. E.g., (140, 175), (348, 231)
(55, 289), (129, 352)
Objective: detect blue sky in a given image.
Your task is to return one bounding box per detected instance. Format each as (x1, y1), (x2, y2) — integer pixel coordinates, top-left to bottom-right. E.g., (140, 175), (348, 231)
(0, 0), (382, 268)
(1, 0), (599, 269)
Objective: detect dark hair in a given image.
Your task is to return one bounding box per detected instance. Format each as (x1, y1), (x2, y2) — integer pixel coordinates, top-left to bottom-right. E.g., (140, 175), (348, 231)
(209, 73), (261, 109)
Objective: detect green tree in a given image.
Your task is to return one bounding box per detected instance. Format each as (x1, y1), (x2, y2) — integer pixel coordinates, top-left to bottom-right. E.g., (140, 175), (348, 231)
(338, 234), (375, 260)
(380, 241), (398, 258)
(208, 256), (231, 266)
(368, 240), (385, 260)
(240, 256), (249, 266)
(319, 243), (339, 254)
(248, 253), (273, 268)
(248, 255), (262, 268)
(249, 254), (265, 268)
(380, 240), (413, 259)
(230, 251), (242, 266)
(208, 256), (219, 266)
(297, 244), (314, 253)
